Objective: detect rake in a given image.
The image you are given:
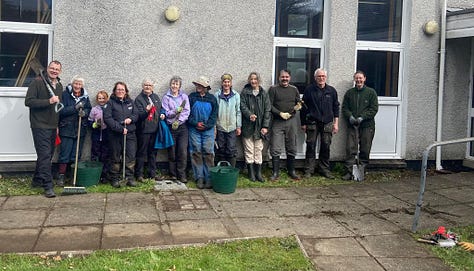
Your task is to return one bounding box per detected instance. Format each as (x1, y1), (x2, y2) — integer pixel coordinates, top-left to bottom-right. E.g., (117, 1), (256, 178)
(62, 108), (87, 195)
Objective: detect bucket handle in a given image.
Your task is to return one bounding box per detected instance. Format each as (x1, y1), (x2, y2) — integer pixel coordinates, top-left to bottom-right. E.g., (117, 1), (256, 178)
(216, 161), (231, 167)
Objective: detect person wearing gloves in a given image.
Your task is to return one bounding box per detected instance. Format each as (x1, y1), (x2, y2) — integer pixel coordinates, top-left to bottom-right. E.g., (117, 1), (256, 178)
(214, 73), (241, 168)
(187, 76), (218, 189)
(88, 90), (110, 183)
(57, 76), (92, 187)
(161, 76), (190, 183)
(103, 81), (139, 188)
(341, 70), (378, 180)
(134, 79), (164, 181)
(240, 72), (271, 182)
(268, 69), (302, 181)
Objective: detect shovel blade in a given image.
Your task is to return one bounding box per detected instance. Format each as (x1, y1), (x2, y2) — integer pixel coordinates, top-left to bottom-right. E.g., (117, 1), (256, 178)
(352, 164), (365, 181)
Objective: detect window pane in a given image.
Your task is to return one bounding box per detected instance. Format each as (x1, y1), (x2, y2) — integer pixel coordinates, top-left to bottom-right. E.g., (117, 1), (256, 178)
(275, 47), (321, 93)
(0, 33), (49, 87)
(356, 50), (399, 97)
(276, 0), (324, 39)
(357, 0), (402, 42)
(1, 0), (51, 24)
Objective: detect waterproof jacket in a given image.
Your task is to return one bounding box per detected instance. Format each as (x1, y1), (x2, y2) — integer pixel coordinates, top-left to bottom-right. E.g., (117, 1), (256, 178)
(24, 73), (63, 129)
(214, 88), (242, 133)
(161, 89), (190, 126)
(240, 84), (271, 139)
(188, 91), (218, 131)
(301, 83), (339, 125)
(103, 94), (139, 134)
(341, 85), (378, 129)
(58, 85), (92, 138)
(134, 91), (162, 134)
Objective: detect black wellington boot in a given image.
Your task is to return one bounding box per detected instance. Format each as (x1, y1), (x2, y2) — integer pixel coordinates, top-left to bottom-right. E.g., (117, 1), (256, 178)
(270, 156), (280, 181)
(287, 155), (301, 180)
(255, 163), (264, 182)
(247, 163), (256, 182)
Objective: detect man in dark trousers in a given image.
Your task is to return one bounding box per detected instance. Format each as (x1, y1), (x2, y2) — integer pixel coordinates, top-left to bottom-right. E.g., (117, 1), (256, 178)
(301, 68), (339, 179)
(269, 69), (302, 181)
(25, 60), (63, 198)
(342, 70), (379, 180)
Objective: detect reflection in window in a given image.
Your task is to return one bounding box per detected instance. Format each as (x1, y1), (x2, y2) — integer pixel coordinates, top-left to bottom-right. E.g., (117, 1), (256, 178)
(276, 0), (324, 38)
(275, 47), (320, 93)
(1, 0), (52, 24)
(357, 0), (402, 42)
(357, 50), (399, 97)
(0, 33), (49, 87)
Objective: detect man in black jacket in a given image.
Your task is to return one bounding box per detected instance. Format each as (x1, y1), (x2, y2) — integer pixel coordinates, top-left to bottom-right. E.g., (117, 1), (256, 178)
(25, 60), (63, 198)
(301, 68), (339, 179)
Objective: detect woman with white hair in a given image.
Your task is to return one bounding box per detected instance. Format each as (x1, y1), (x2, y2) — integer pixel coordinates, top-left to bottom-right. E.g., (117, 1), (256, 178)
(57, 76), (92, 186)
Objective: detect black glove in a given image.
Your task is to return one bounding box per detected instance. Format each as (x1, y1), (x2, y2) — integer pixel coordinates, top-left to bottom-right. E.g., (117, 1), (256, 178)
(75, 101), (84, 110)
(349, 116), (356, 125)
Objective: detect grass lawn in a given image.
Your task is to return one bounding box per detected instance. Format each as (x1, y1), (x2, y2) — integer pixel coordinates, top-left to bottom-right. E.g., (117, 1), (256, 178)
(415, 225), (474, 271)
(0, 236), (314, 271)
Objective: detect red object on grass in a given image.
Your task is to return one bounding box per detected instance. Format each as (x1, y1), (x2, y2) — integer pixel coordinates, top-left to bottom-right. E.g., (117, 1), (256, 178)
(55, 133), (61, 146)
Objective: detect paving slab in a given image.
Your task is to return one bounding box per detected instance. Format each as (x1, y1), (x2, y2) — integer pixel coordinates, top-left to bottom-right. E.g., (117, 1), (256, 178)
(430, 186), (474, 203)
(219, 200), (279, 218)
(105, 193), (159, 223)
(286, 216), (354, 237)
(164, 209), (219, 221)
(2, 195), (56, 210)
(313, 197), (371, 215)
(35, 226), (101, 252)
(377, 257), (452, 271)
(352, 194), (413, 212)
(269, 199), (320, 216)
(250, 187), (302, 200)
(311, 256), (385, 271)
(0, 228), (40, 253)
(436, 171), (474, 187)
(102, 223), (168, 249)
(430, 204), (474, 225)
(423, 175), (467, 189)
(330, 183), (387, 197)
(290, 186), (340, 199)
(231, 217), (295, 237)
(333, 213), (402, 236)
(0, 209), (47, 229)
(45, 206), (104, 226)
(168, 219), (230, 243)
(392, 190), (459, 207)
(300, 237), (369, 256)
(202, 188), (260, 201)
(54, 193), (106, 208)
(356, 233), (433, 258)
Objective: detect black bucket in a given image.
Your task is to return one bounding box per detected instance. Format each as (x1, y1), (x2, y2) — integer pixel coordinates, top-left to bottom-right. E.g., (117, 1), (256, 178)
(74, 161), (103, 187)
(210, 161), (239, 194)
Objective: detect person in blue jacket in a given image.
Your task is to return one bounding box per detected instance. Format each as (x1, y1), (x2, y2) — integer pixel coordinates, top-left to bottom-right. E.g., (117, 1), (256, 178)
(188, 76), (218, 189)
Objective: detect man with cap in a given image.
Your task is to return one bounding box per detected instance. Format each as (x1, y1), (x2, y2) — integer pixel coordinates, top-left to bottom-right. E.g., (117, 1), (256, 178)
(214, 73), (241, 168)
(188, 76), (219, 189)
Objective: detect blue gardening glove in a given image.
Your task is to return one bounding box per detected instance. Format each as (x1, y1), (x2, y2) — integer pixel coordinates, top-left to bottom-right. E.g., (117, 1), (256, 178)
(356, 117), (363, 125)
(349, 116), (356, 125)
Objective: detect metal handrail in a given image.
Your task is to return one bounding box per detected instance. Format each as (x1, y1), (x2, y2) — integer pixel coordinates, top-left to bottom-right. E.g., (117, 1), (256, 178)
(411, 137), (474, 232)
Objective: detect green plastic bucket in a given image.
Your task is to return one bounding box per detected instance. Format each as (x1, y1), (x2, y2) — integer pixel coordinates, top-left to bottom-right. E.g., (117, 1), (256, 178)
(74, 161), (103, 187)
(210, 161), (239, 194)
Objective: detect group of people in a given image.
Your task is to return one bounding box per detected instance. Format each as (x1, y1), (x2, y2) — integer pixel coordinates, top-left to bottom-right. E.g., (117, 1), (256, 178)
(25, 60), (378, 198)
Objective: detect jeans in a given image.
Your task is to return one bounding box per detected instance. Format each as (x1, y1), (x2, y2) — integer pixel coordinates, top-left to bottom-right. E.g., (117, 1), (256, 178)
(189, 127), (215, 182)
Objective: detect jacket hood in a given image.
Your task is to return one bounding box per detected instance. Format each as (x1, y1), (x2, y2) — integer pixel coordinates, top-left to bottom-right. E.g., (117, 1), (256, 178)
(66, 84), (89, 100)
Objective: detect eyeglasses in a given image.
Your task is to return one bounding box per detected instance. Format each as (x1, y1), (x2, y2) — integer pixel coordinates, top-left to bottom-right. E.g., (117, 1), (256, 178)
(116, 89), (126, 92)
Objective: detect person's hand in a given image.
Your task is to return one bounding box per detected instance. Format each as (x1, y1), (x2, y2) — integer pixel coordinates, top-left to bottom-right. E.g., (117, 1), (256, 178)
(176, 106), (183, 113)
(349, 116), (356, 125)
(123, 128), (128, 135)
(236, 127), (241, 136)
(49, 96), (59, 104)
(146, 104), (153, 111)
(261, 128), (268, 135)
(332, 123), (339, 134)
(160, 114), (165, 120)
(294, 101), (303, 111)
(75, 101), (84, 110)
(301, 125), (306, 132)
(356, 117), (363, 125)
(197, 122), (205, 130)
(250, 114), (257, 122)
(78, 109), (86, 117)
(124, 118), (132, 125)
(279, 112), (291, 120)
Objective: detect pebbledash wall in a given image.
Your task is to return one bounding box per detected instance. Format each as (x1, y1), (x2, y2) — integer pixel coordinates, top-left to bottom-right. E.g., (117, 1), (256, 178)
(41, 1), (474, 162)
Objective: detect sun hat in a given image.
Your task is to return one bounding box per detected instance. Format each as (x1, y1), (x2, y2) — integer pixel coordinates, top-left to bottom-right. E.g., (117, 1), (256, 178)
(192, 76), (211, 90)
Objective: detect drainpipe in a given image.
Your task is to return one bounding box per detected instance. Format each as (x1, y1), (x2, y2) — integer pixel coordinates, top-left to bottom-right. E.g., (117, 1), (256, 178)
(436, 0), (447, 171)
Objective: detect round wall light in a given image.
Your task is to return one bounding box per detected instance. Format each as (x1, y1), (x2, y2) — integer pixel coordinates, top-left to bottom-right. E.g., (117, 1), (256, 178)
(165, 6), (180, 22)
(423, 20), (439, 35)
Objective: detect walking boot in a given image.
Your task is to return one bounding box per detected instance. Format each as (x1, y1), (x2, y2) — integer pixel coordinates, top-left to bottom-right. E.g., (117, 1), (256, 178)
(57, 174), (65, 187)
(304, 158), (316, 178)
(287, 155), (301, 180)
(319, 169), (335, 179)
(57, 163), (67, 186)
(270, 156), (280, 181)
(247, 163), (256, 182)
(254, 163), (264, 182)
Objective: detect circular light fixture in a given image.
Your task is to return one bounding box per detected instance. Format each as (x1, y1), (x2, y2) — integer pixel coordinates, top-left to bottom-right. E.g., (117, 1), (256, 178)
(423, 20), (439, 35)
(165, 6), (180, 22)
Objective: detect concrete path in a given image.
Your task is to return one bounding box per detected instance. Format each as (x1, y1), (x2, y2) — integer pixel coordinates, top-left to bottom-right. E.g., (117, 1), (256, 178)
(1, 171), (473, 270)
